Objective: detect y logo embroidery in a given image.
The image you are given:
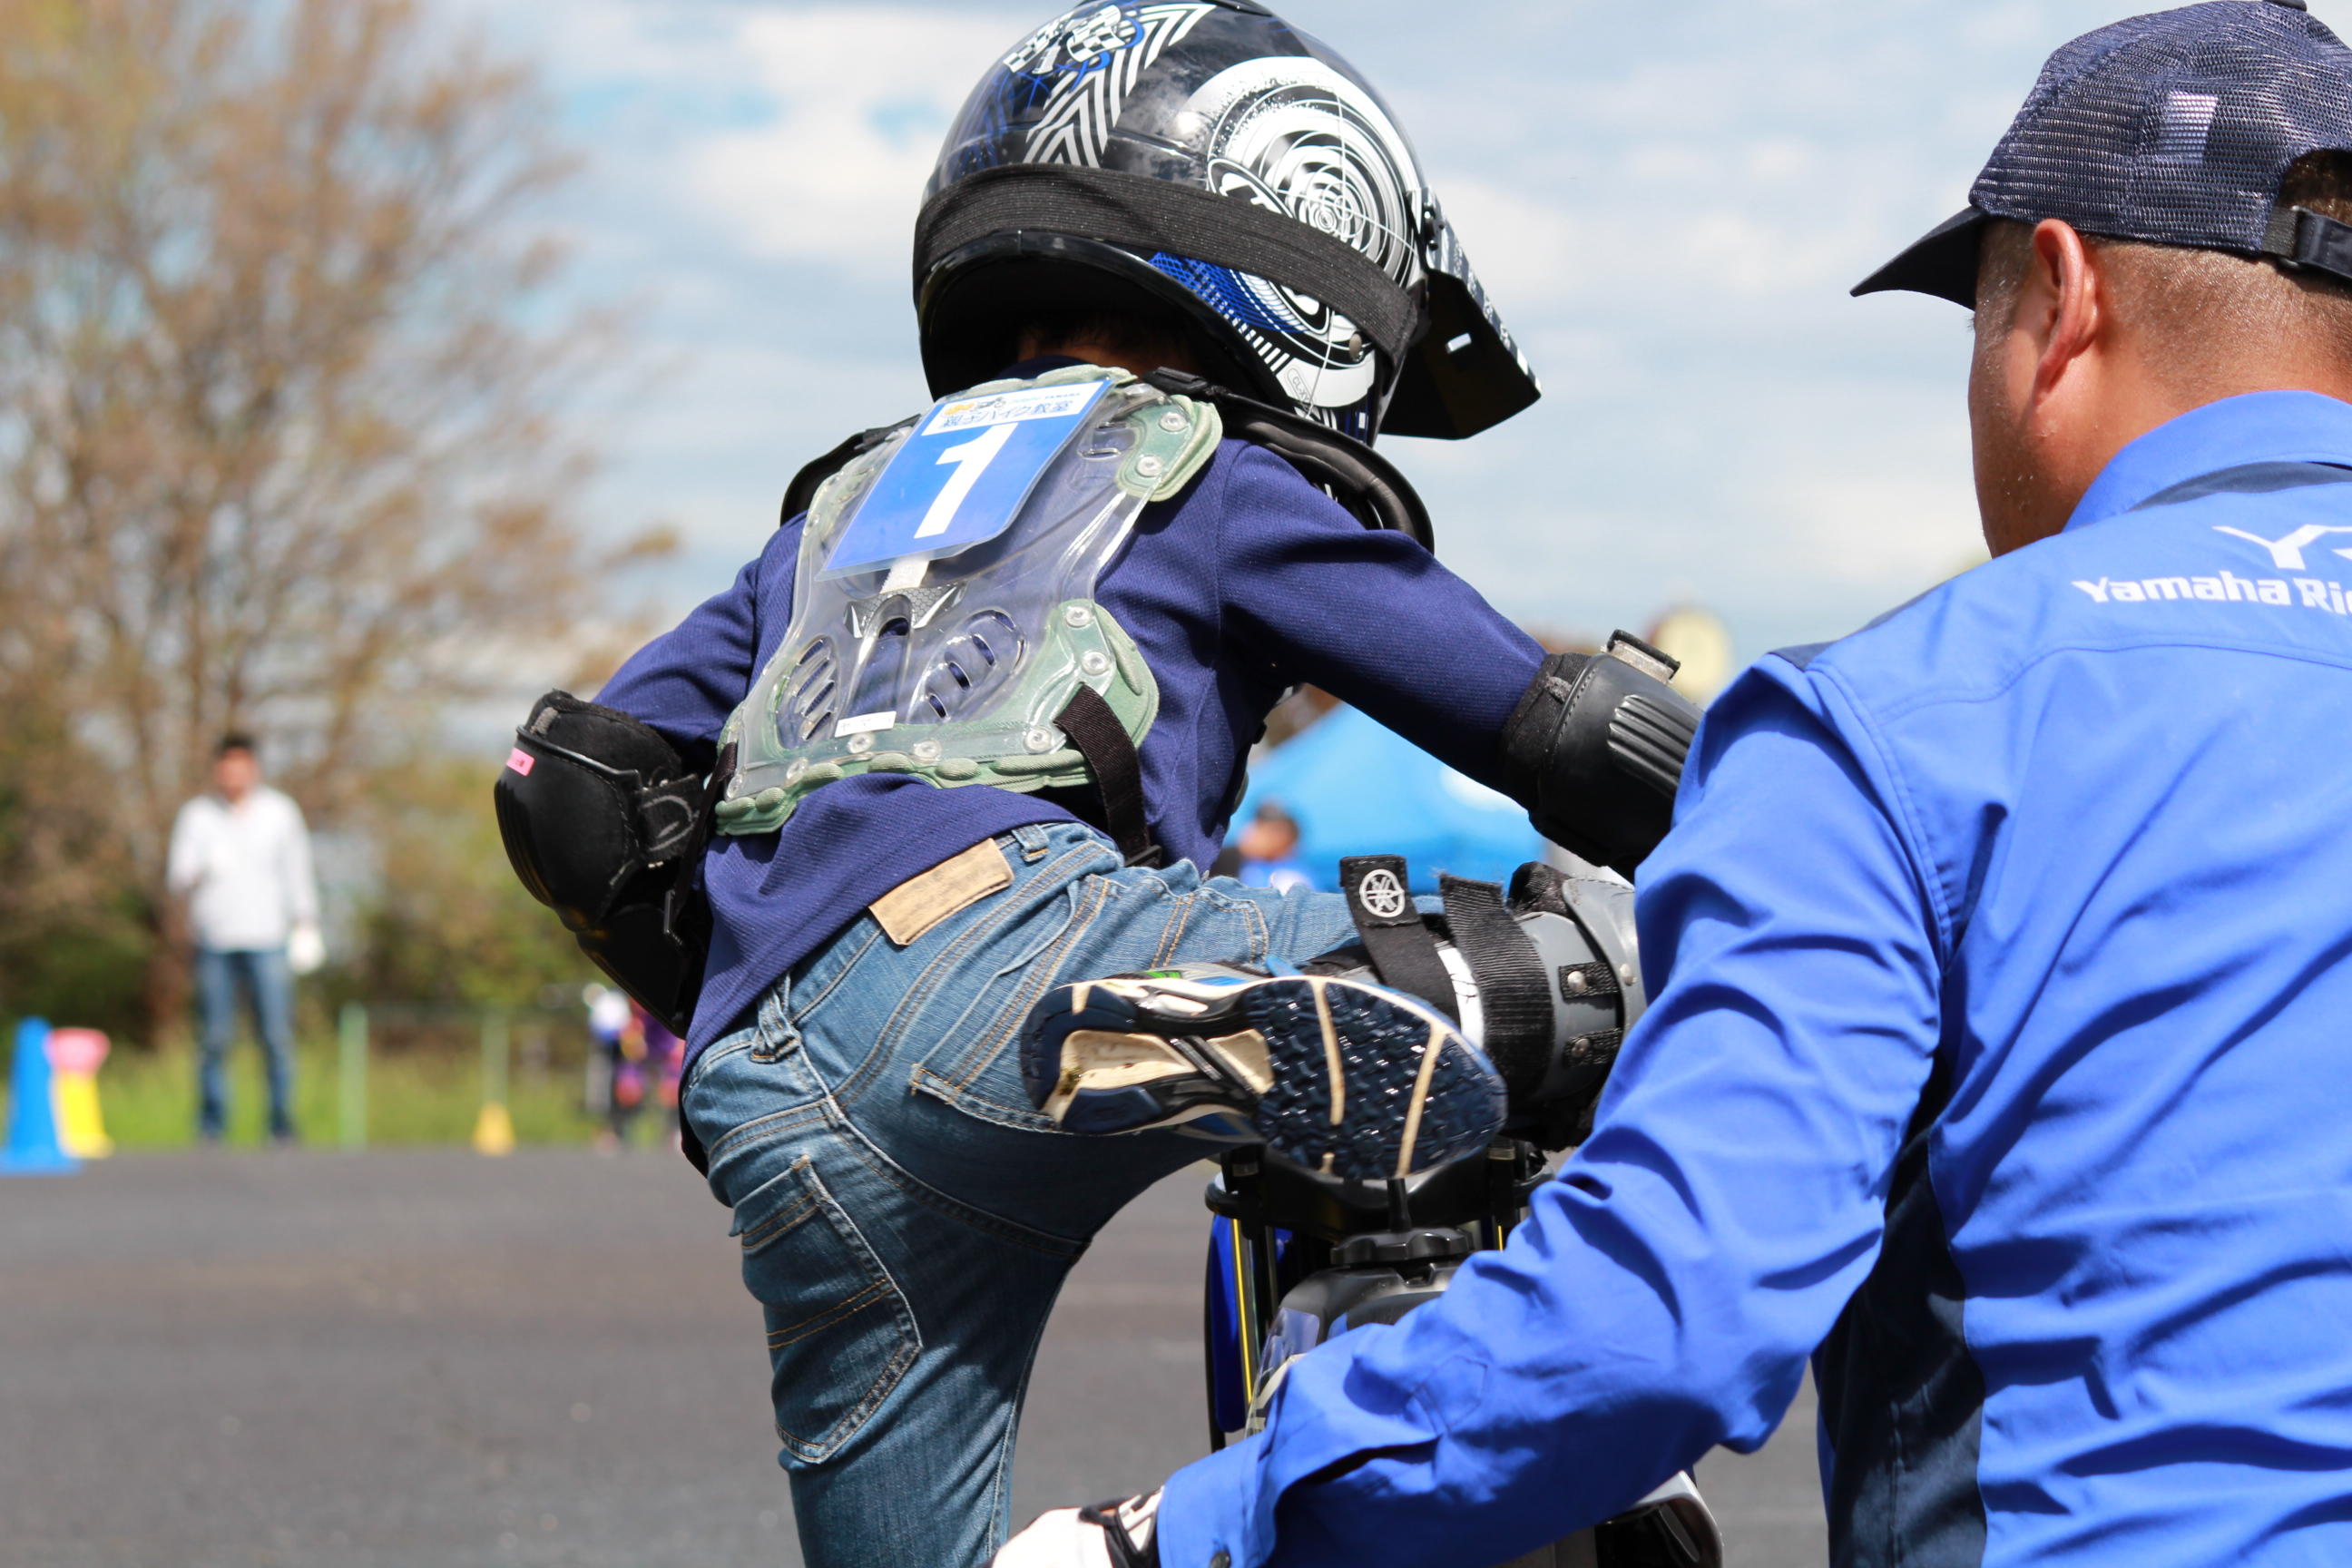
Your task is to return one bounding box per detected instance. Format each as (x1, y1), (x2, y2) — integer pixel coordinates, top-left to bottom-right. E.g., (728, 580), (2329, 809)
(1357, 868), (1409, 920)
(2213, 523), (2352, 570)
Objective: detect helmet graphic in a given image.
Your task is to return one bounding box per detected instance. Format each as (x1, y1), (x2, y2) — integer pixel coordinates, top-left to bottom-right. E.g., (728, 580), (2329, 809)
(916, 0), (1541, 442)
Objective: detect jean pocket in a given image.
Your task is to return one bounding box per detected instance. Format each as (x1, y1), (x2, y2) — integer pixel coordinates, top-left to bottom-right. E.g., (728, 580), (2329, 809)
(731, 1153), (922, 1465)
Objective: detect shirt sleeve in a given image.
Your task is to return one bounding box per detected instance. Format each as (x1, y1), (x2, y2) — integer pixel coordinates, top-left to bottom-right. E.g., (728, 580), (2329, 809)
(595, 530), (789, 768)
(281, 798), (320, 928)
(1156, 655), (1946, 1568)
(166, 801), (205, 897)
(1214, 446), (1545, 792)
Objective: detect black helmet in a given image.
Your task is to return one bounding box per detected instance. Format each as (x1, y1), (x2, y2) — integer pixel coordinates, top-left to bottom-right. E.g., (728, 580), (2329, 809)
(915, 0), (1541, 443)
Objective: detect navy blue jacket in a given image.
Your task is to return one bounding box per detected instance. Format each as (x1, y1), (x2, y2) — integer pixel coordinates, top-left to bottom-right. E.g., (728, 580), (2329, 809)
(600, 413), (1545, 1062)
(1160, 391), (2352, 1568)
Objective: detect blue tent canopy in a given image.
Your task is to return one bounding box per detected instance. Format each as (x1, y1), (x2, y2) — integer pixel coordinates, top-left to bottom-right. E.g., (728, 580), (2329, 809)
(1237, 706), (1544, 894)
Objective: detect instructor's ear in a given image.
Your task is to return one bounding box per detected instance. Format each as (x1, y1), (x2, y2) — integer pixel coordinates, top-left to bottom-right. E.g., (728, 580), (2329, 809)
(2024, 218), (2105, 408)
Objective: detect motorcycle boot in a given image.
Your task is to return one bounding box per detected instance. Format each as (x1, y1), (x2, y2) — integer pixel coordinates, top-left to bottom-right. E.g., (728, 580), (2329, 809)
(1024, 856), (1645, 1167)
(1024, 958), (1506, 1180)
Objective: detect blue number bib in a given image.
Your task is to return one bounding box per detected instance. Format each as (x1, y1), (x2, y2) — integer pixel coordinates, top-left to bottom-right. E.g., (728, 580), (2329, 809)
(820, 379), (1112, 578)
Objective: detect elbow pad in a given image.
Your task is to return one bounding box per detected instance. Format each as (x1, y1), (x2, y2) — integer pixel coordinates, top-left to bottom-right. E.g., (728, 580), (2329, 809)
(1497, 632), (1701, 878)
(494, 691), (712, 1036)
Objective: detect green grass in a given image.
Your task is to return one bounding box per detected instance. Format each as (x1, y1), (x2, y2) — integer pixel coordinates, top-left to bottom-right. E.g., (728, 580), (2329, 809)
(74, 1036), (622, 1151)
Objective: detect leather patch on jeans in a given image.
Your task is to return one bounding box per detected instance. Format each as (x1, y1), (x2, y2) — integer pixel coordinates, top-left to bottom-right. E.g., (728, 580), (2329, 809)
(869, 840), (1014, 946)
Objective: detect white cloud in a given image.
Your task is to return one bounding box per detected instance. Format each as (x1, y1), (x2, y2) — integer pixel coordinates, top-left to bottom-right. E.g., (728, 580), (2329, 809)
(1778, 468), (1986, 591)
(426, 0), (2352, 682)
(1436, 180), (1585, 310)
(691, 6), (1028, 268)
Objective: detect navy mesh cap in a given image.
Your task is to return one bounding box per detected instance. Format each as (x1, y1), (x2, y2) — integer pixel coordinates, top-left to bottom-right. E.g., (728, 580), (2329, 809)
(1856, 0), (2352, 308)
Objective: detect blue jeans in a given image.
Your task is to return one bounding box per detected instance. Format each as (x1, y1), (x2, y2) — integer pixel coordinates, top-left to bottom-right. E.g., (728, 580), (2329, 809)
(194, 946), (298, 1139)
(681, 821), (1363, 1568)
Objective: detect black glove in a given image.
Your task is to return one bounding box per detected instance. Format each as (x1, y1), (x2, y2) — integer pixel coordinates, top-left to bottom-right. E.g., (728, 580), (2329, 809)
(495, 691), (714, 1037)
(1496, 632), (1701, 877)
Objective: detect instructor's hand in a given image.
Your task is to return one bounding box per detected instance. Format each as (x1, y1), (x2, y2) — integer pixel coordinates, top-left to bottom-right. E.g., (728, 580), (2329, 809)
(288, 922), (327, 976)
(994, 1493), (1161, 1568)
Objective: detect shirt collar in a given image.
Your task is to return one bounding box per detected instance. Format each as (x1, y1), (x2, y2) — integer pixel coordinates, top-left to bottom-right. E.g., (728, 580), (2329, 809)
(2069, 390), (2352, 532)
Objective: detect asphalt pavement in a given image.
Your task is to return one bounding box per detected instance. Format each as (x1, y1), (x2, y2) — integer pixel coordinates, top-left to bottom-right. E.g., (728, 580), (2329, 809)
(0, 1152), (1826, 1567)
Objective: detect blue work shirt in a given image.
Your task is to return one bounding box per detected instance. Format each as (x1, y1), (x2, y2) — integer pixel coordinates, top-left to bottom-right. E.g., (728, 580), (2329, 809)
(598, 380), (1544, 1064)
(1159, 390), (2352, 1568)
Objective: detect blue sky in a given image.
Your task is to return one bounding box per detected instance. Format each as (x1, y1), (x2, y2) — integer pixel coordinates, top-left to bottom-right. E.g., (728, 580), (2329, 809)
(455, 0), (2352, 691)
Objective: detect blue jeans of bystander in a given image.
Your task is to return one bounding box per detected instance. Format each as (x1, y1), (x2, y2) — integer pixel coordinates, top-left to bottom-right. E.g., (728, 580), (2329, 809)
(681, 820), (1364, 1568)
(194, 946), (298, 1140)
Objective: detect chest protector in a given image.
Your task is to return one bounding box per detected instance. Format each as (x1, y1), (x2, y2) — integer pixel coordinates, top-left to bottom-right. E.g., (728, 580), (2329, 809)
(714, 366), (1220, 838)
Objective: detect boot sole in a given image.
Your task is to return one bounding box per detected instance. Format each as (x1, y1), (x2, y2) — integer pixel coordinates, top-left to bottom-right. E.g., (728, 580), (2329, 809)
(1024, 973), (1504, 1179)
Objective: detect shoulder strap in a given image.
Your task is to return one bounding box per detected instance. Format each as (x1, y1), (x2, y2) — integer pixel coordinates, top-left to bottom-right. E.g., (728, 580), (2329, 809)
(1054, 685), (1163, 869)
(779, 418), (917, 527)
(1142, 369), (1435, 550)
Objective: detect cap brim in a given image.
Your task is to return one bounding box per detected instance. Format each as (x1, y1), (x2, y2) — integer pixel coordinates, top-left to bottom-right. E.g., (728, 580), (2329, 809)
(1852, 208), (1992, 308)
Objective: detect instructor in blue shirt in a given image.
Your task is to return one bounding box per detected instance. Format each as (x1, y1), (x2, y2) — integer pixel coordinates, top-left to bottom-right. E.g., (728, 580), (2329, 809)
(1002, 4), (2352, 1565)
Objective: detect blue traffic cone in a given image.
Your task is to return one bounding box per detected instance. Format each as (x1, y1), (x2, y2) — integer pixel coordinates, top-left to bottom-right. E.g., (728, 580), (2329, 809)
(2, 1017), (79, 1175)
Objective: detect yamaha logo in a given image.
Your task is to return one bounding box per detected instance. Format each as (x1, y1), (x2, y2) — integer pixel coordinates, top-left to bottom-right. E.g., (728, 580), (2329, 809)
(1357, 867), (1408, 920)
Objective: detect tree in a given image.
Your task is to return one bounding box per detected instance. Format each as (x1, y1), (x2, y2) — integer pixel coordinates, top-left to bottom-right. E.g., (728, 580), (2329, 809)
(0, 0), (657, 1039)
(346, 752), (594, 1013)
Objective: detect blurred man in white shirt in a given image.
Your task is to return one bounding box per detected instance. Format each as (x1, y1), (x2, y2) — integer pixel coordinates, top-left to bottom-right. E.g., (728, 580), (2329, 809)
(167, 734), (321, 1143)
